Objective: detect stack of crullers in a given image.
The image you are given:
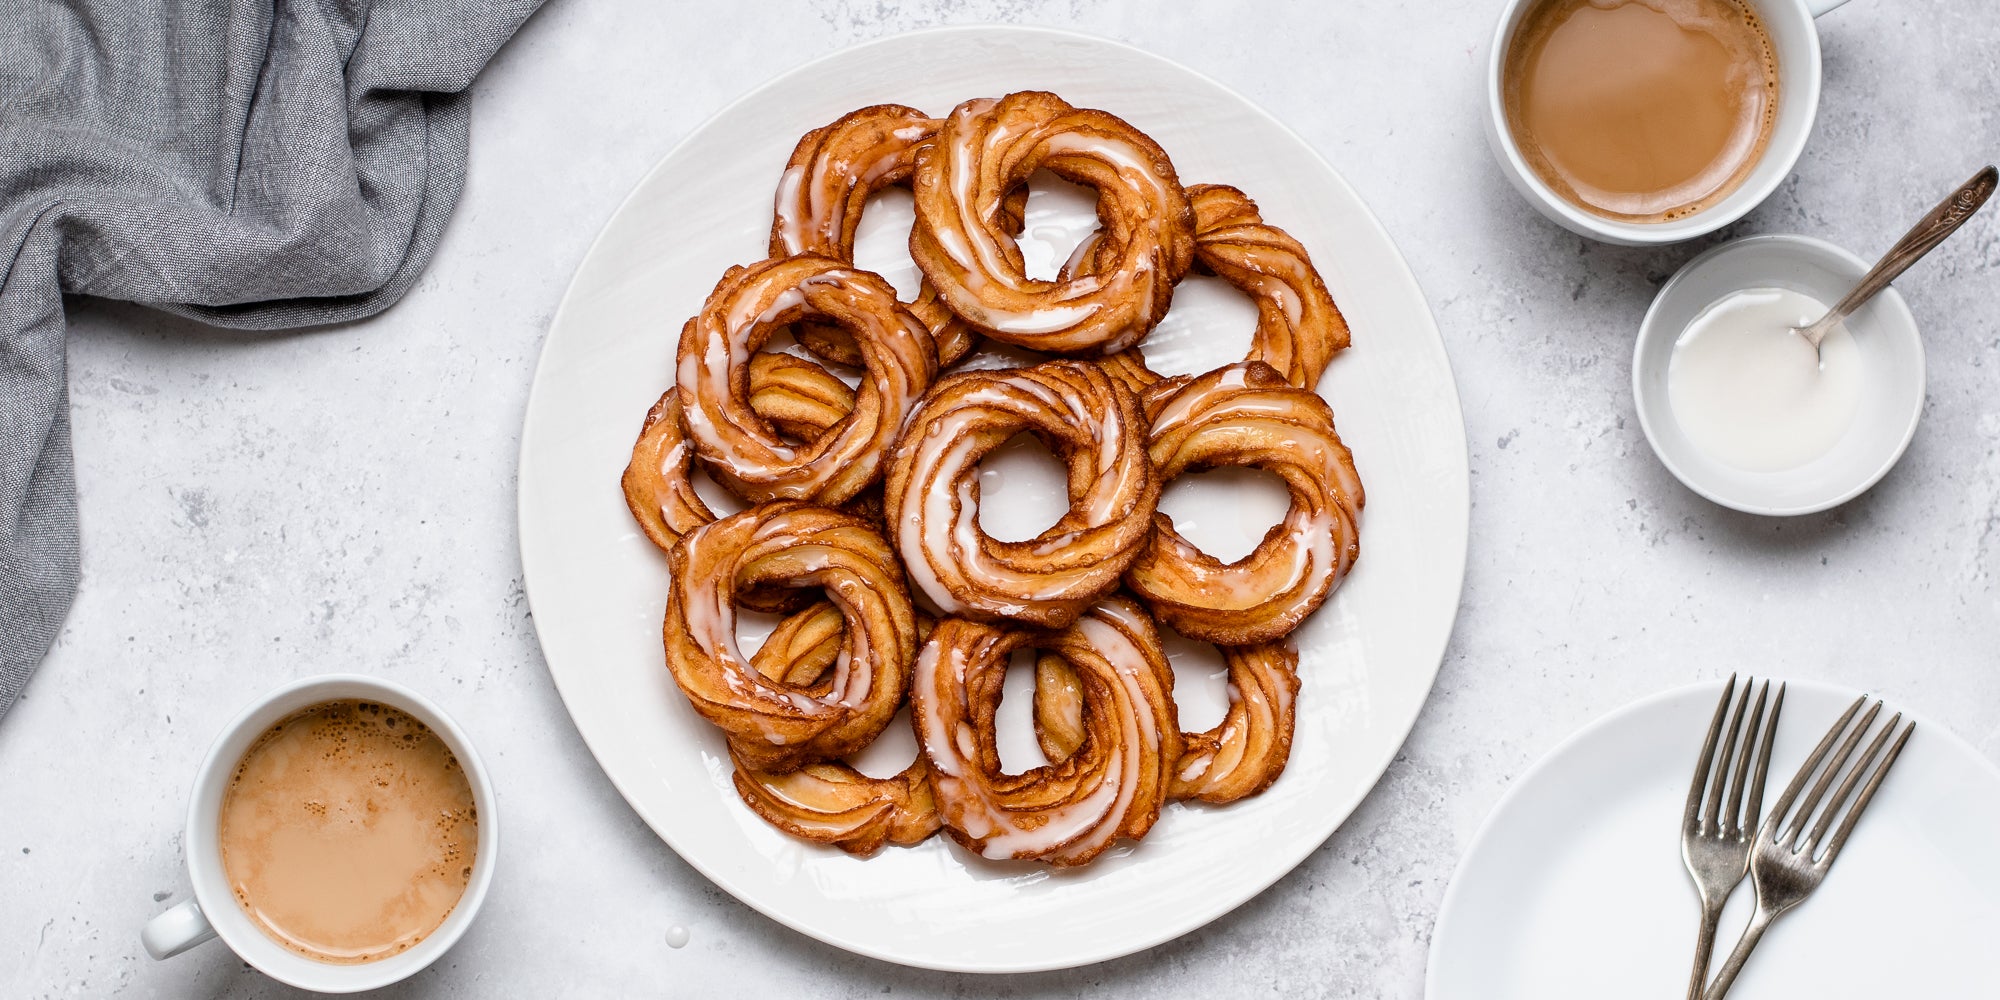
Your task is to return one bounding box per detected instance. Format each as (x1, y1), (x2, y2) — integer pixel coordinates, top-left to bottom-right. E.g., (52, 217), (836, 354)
(622, 91), (1365, 867)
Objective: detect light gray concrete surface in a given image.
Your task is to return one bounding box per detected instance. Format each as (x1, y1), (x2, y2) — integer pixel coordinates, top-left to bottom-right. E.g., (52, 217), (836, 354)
(6, 1), (1999, 995)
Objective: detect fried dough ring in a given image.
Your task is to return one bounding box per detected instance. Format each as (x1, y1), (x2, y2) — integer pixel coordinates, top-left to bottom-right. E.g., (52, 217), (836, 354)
(730, 597), (943, 854)
(770, 105), (980, 368)
(625, 352), (856, 551)
(913, 596), (1180, 866)
(1035, 638), (1301, 804)
(910, 91), (1195, 354)
(731, 751), (941, 856)
(1127, 362), (1363, 644)
(883, 360), (1158, 628)
(1101, 184), (1351, 391)
(675, 256), (936, 505)
(662, 502), (917, 772)
(1166, 642), (1300, 803)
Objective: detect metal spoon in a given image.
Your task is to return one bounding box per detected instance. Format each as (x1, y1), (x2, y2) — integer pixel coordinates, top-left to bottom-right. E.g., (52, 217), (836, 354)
(1795, 165), (1997, 350)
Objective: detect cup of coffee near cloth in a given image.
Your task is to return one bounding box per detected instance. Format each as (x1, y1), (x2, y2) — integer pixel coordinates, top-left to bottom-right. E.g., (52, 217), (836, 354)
(140, 676), (498, 993)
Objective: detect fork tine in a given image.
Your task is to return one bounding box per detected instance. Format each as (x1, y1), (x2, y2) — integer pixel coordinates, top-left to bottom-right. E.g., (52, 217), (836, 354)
(1723, 681), (1769, 835)
(1805, 712), (1902, 855)
(1763, 693), (1865, 839)
(1821, 722), (1915, 866)
(1744, 683), (1783, 831)
(1686, 675), (1739, 828)
(1704, 678), (1754, 831)
(1783, 700), (1882, 846)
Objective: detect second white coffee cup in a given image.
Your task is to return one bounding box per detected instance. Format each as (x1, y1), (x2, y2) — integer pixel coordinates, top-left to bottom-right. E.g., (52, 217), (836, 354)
(1483, 0), (1850, 246)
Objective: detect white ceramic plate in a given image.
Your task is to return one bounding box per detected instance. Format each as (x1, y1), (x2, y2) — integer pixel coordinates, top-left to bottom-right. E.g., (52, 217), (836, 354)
(519, 25), (1468, 972)
(1428, 679), (2000, 998)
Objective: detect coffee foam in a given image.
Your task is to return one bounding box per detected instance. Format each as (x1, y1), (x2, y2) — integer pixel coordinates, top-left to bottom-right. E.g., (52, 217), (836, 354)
(1503, 0), (1780, 223)
(219, 699), (477, 965)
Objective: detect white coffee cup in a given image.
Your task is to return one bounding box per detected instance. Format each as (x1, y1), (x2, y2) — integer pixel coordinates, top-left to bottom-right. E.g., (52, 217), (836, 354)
(1484, 0), (1851, 245)
(140, 675), (499, 993)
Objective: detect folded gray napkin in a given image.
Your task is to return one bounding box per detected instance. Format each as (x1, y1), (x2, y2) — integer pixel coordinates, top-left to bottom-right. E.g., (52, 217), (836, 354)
(0, 0), (542, 719)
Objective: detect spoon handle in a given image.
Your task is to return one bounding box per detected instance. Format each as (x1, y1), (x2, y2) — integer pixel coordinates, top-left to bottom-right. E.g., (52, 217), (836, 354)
(1805, 166), (1996, 346)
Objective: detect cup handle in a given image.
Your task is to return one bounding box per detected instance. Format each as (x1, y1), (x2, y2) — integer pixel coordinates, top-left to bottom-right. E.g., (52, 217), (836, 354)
(1805, 0), (1850, 15)
(141, 898), (217, 960)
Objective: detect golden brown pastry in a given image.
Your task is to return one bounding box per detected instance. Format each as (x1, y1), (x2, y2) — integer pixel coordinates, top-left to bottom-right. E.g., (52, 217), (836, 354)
(624, 351), (855, 552)
(912, 596), (1180, 866)
(1126, 362), (1363, 644)
(675, 256), (937, 506)
(882, 360), (1158, 628)
(1101, 184), (1350, 391)
(769, 105), (980, 368)
(1166, 642), (1300, 803)
(661, 502), (917, 772)
(909, 91), (1195, 354)
(1035, 636), (1301, 805)
(730, 752), (941, 856)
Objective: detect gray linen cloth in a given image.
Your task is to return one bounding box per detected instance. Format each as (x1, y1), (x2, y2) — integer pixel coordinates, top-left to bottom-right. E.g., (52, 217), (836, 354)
(0, 0), (541, 719)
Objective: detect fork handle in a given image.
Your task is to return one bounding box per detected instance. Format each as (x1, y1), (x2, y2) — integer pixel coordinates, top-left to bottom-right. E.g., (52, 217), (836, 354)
(1684, 901), (1725, 1000)
(1703, 906), (1778, 1000)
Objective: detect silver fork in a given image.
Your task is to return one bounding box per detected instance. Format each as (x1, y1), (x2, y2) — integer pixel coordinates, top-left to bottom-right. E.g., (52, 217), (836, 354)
(1681, 676), (1782, 1000)
(1701, 695), (1917, 1000)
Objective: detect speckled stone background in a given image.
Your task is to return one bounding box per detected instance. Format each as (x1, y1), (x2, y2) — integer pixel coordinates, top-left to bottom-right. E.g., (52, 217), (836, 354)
(5, 1), (1998, 996)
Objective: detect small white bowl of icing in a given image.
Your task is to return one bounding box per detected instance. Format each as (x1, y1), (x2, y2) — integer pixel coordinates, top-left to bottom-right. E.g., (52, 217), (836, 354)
(1633, 234), (1925, 516)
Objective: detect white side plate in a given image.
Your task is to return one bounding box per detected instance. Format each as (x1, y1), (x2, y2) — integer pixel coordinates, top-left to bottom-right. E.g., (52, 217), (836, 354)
(519, 25), (1468, 972)
(1428, 679), (2000, 998)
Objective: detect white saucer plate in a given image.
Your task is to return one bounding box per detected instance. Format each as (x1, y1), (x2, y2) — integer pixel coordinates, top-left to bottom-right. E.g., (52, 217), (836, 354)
(1428, 679), (2000, 998)
(520, 25), (1468, 972)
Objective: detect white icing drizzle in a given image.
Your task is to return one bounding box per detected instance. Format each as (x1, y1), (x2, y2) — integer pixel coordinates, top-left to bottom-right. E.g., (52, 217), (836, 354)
(913, 642), (960, 774)
(658, 439), (686, 478)
(772, 165), (808, 254)
(1252, 273), (1304, 327)
(857, 147), (907, 188)
(975, 298), (1103, 336)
